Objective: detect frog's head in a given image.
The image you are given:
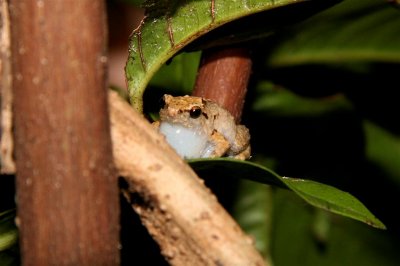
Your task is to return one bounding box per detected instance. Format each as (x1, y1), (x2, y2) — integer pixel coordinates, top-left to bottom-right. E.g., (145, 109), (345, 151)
(159, 94), (208, 127)
(158, 94), (212, 159)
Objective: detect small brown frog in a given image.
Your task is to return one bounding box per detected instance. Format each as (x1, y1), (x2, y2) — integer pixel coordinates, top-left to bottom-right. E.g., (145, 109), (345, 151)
(154, 94), (250, 160)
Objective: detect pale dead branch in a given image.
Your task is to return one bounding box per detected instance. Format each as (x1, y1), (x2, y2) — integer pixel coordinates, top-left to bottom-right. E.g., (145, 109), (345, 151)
(0, 0), (15, 174)
(109, 90), (265, 265)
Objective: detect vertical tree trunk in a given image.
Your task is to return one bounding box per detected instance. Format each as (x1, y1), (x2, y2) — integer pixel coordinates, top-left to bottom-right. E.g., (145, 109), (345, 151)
(10, 1), (120, 265)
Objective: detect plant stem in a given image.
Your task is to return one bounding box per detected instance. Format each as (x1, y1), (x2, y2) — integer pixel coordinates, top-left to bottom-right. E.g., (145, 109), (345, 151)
(192, 47), (252, 122)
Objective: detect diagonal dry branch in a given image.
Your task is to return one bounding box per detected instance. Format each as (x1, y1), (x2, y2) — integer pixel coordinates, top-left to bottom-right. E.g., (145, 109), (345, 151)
(0, 0), (15, 174)
(0, 87), (266, 264)
(109, 90), (265, 265)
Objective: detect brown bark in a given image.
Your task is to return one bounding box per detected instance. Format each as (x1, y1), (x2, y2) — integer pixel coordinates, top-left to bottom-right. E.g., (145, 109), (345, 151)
(193, 47), (252, 122)
(10, 1), (120, 265)
(109, 90), (265, 266)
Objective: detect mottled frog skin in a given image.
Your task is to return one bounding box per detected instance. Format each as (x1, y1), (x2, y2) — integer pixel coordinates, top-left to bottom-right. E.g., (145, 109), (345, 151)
(154, 94), (250, 160)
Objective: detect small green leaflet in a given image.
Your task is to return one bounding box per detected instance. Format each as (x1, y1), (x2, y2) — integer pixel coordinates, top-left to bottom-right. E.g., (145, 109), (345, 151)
(189, 158), (386, 229)
(0, 209), (18, 252)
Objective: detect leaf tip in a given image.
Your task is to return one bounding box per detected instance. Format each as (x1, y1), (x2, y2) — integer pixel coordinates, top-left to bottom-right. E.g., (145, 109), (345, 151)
(366, 218), (387, 230)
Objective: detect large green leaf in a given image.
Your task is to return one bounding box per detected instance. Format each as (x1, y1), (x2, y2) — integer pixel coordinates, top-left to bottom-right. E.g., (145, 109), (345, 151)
(266, 0), (400, 66)
(189, 158), (386, 229)
(125, 0), (339, 112)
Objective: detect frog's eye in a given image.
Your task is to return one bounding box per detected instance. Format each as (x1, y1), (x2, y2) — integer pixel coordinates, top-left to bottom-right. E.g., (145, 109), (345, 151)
(189, 106), (202, 118)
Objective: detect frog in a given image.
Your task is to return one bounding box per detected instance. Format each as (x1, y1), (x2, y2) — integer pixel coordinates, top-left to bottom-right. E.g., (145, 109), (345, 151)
(153, 94), (251, 160)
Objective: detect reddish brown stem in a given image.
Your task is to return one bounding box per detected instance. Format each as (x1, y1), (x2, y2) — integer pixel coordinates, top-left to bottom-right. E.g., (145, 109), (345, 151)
(192, 47), (252, 122)
(10, 1), (120, 264)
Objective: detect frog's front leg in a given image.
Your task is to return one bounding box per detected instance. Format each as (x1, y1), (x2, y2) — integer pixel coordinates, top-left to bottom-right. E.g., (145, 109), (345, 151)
(152, 120), (161, 129)
(228, 125), (251, 160)
(207, 130), (230, 158)
(232, 145), (251, 160)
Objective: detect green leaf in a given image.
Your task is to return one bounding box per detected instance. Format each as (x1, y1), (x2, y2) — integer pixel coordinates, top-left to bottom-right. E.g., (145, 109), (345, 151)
(266, 0), (400, 66)
(149, 51), (201, 94)
(252, 81), (353, 118)
(271, 189), (399, 266)
(125, 0), (339, 112)
(364, 120), (400, 186)
(189, 158), (386, 229)
(0, 209), (18, 252)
